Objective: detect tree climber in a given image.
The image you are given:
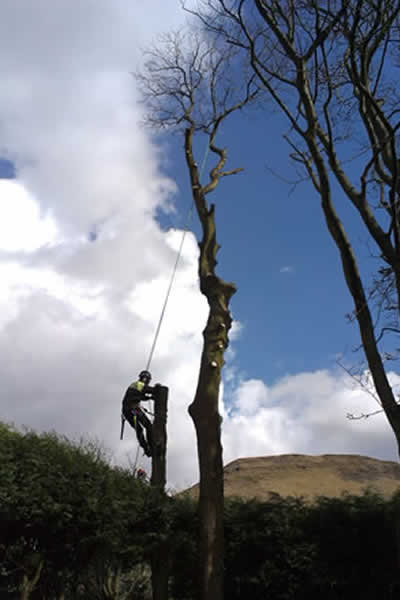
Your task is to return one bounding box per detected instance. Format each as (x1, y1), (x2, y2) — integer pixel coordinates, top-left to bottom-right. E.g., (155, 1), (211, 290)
(122, 370), (156, 457)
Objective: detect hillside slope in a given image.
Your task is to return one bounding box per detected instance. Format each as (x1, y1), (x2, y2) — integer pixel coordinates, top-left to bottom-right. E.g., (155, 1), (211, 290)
(185, 454), (400, 501)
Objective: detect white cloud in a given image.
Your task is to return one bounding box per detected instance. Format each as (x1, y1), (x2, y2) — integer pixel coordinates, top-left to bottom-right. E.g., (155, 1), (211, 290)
(0, 0), (204, 489)
(221, 369), (398, 472)
(280, 265), (293, 273)
(0, 180), (58, 251)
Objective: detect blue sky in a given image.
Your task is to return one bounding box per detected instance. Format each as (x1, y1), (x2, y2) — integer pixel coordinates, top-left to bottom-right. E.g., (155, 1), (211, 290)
(0, 0), (398, 489)
(158, 108), (368, 387)
(0, 158), (15, 179)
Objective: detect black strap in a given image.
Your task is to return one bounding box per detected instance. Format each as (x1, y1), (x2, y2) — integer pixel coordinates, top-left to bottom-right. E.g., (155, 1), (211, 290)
(120, 413), (126, 440)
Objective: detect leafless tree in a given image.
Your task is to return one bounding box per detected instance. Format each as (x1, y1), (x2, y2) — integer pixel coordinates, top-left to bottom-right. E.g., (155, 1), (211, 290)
(137, 30), (258, 600)
(185, 0), (400, 453)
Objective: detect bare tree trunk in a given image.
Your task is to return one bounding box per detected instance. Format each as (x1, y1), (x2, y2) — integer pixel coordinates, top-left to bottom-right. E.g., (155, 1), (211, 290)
(150, 385), (170, 600)
(185, 127), (236, 600)
(320, 177), (400, 454)
(151, 385), (168, 491)
(188, 302), (231, 600)
(304, 117), (400, 455)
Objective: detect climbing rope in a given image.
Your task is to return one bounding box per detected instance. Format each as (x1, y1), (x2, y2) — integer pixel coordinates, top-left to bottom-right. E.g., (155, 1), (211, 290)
(144, 143), (210, 372)
(121, 144), (210, 455)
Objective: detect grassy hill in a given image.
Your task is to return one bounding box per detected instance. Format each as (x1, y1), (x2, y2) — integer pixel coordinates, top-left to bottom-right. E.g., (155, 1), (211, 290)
(185, 454), (400, 501)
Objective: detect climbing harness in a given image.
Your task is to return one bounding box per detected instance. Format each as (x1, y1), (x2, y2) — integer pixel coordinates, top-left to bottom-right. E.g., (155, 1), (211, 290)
(120, 408), (140, 441)
(120, 413), (126, 440)
(144, 142), (210, 373)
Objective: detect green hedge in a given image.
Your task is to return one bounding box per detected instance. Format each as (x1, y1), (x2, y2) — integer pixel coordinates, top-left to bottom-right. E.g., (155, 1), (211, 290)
(1, 422), (400, 599)
(169, 492), (400, 600)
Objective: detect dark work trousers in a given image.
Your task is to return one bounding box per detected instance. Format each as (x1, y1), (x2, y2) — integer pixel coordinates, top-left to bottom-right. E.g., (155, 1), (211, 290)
(122, 402), (153, 455)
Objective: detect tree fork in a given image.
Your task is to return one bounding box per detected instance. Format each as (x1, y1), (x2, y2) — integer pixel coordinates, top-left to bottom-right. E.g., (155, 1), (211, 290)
(19, 560), (43, 600)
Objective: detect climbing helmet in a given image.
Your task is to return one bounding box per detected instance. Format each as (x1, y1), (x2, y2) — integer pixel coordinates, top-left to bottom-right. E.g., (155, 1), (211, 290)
(139, 370), (152, 384)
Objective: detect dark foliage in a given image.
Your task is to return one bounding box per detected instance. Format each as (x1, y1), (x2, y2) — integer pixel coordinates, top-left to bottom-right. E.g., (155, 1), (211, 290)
(170, 491), (400, 600)
(0, 423), (157, 599)
(223, 496), (314, 600)
(1, 421), (400, 599)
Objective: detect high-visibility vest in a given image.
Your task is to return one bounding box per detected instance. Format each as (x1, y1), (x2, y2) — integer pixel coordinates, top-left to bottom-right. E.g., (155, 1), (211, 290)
(129, 380), (145, 392)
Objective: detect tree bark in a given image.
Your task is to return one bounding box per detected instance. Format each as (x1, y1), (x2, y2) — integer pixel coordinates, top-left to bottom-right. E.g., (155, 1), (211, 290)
(150, 385), (168, 491)
(150, 385), (170, 600)
(188, 298), (232, 600)
(185, 127), (236, 600)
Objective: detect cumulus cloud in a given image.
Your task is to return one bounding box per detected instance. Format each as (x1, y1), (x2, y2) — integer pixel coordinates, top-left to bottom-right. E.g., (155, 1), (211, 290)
(221, 369), (398, 471)
(0, 0), (205, 488)
(0, 181), (58, 252)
